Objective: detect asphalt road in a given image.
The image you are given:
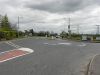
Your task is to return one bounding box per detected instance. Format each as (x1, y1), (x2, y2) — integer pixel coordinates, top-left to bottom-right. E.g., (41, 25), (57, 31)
(0, 38), (100, 75)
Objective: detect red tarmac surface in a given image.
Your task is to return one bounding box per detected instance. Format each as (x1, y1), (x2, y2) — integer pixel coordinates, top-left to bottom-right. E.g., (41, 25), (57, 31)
(0, 50), (29, 63)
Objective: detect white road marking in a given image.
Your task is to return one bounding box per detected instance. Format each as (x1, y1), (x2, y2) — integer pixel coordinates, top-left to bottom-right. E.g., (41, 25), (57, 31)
(5, 41), (22, 48)
(44, 43), (57, 45)
(5, 41), (34, 53)
(44, 43), (49, 45)
(0, 48), (34, 63)
(58, 43), (71, 45)
(44, 42), (71, 46)
(18, 48), (34, 53)
(77, 43), (86, 47)
(0, 53), (28, 63)
(44, 42), (87, 47)
(0, 49), (16, 55)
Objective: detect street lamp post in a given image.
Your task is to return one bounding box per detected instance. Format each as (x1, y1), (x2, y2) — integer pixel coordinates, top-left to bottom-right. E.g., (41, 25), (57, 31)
(96, 25), (100, 35)
(68, 17), (71, 38)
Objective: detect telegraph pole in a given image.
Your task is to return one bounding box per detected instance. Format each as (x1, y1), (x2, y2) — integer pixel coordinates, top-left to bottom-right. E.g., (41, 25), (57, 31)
(68, 17), (71, 38)
(77, 25), (79, 34)
(96, 25), (100, 34)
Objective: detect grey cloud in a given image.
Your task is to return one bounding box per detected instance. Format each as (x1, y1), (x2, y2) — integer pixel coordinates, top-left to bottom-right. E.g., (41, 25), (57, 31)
(0, 0), (100, 33)
(25, 0), (100, 13)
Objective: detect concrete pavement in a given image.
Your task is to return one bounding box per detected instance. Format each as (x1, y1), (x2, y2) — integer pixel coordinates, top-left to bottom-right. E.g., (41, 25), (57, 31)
(0, 38), (100, 75)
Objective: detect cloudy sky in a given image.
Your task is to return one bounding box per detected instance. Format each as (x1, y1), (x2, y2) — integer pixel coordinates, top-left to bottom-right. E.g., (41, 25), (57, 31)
(0, 0), (100, 34)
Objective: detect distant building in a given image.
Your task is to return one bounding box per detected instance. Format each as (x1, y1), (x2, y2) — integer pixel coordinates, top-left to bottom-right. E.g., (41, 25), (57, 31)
(82, 34), (100, 41)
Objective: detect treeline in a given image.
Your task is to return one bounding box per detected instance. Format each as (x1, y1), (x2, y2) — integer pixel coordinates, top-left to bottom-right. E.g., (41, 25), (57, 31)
(24, 29), (58, 37)
(0, 14), (58, 40)
(0, 15), (58, 40)
(60, 31), (82, 40)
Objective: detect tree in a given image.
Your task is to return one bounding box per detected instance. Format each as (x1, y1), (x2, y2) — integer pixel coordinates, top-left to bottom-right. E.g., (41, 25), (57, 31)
(37, 31), (46, 36)
(60, 31), (68, 38)
(29, 29), (34, 36)
(45, 31), (50, 37)
(1, 15), (12, 31)
(25, 30), (29, 36)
